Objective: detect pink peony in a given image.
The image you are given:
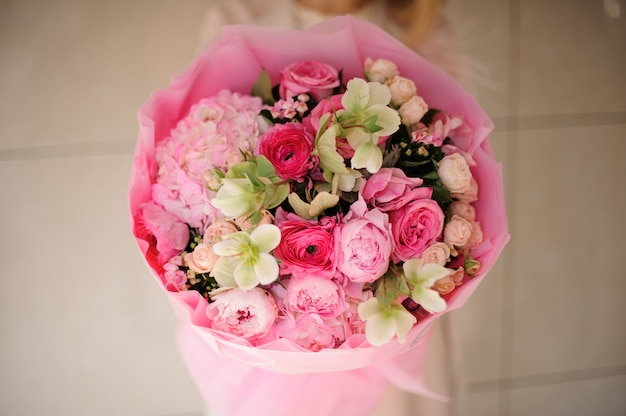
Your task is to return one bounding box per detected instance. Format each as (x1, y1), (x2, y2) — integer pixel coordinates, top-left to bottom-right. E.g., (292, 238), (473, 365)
(273, 215), (339, 279)
(285, 276), (346, 318)
(275, 313), (345, 351)
(256, 123), (316, 180)
(279, 61), (340, 101)
(206, 287), (278, 342)
(339, 199), (393, 283)
(388, 198), (445, 263)
(361, 168), (430, 212)
(139, 201), (189, 264)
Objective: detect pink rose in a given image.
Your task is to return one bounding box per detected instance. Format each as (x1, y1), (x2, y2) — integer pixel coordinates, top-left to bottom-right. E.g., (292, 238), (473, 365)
(443, 215), (472, 248)
(465, 221), (484, 252)
(285, 276), (345, 318)
(279, 61), (340, 101)
(206, 287), (278, 342)
(388, 198), (445, 263)
(184, 243), (218, 273)
(139, 201), (189, 264)
(274, 216), (339, 279)
(361, 167), (430, 211)
(339, 199), (393, 283)
(256, 123), (316, 180)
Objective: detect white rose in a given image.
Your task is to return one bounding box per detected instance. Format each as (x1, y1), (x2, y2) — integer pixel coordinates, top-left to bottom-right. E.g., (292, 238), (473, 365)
(364, 57), (399, 83)
(438, 153), (472, 194)
(398, 95), (428, 126)
(387, 76), (417, 106)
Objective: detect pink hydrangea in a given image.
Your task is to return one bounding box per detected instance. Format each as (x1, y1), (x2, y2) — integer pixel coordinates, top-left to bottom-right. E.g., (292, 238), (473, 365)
(152, 90), (263, 230)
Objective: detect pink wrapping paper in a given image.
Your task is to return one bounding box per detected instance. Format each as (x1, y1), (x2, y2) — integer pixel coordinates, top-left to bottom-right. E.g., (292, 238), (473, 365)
(129, 15), (509, 415)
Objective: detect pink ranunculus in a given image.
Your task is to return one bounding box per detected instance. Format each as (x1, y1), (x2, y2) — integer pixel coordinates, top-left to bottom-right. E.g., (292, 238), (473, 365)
(206, 287), (278, 342)
(285, 276), (346, 318)
(339, 198), (393, 283)
(273, 215), (339, 279)
(360, 167), (430, 212)
(279, 61), (340, 101)
(139, 201), (189, 264)
(275, 313), (345, 351)
(388, 198), (445, 263)
(305, 94), (344, 131)
(256, 123), (316, 181)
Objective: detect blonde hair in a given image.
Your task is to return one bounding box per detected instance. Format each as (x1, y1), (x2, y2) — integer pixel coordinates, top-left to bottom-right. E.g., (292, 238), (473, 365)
(387, 0), (445, 48)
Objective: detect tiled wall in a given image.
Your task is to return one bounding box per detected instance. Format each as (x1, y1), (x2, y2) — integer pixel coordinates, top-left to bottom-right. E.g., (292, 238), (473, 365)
(1, 1), (624, 415)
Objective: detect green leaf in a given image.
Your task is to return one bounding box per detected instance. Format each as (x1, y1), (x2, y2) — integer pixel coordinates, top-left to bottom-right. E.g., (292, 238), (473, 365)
(251, 68), (275, 105)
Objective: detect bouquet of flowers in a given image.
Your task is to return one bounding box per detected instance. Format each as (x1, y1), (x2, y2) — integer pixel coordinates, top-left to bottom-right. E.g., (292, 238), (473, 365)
(129, 16), (508, 415)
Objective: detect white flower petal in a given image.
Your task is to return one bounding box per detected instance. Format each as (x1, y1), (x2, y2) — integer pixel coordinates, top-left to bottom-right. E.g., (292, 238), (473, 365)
(357, 297), (383, 321)
(212, 257), (238, 288)
(367, 81), (392, 106)
(342, 78), (369, 111)
(352, 141), (382, 174)
(254, 253), (279, 285)
(414, 287), (447, 314)
(233, 262), (259, 291)
(250, 224), (281, 253)
(365, 313), (397, 346)
(212, 238), (243, 257)
(419, 262), (452, 287)
(393, 306), (417, 343)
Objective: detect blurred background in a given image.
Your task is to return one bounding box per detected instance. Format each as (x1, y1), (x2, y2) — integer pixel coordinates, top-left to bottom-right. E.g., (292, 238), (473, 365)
(1, 0), (624, 415)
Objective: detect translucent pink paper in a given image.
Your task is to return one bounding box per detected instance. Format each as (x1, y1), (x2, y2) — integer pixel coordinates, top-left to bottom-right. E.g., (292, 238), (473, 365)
(129, 15), (509, 415)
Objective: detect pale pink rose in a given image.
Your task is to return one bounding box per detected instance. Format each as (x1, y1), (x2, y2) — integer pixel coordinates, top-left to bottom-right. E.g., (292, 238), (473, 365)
(422, 242), (451, 266)
(449, 267), (465, 285)
(465, 221), (484, 251)
(206, 287), (278, 342)
(139, 201), (189, 264)
(398, 95), (428, 126)
(438, 153), (472, 194)
(448, 201), (476, 221)
(432, 274), (456, 295)
(388, 198), (445, 263)
(285, 276), (345, 318)
(279, 61), (340, 101)
(387, 76), (417, 106)
(256, 123), (316, 181)
(339, 199), (393, 283)
(274, 215), (339, 279)
(444, 215), (473, 248)
(452, 177), (479, 203)
(275, 313), (345, 351)
(203, 219), (239, 244)
(184, 243), (218, 273)
(234, 209), (274, 231)
(361, 167), (429, 212)
(364, 57), (399, 83)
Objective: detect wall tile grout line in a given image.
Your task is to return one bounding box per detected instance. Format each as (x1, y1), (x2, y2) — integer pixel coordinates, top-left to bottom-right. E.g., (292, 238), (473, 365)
(498, 0), (522, 414)
(0, 140), (136, 161)
(467, 364), (626, 394)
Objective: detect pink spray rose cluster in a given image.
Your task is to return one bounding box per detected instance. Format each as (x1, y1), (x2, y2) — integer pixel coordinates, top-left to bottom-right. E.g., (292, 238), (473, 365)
(138, 58), (486, 349)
